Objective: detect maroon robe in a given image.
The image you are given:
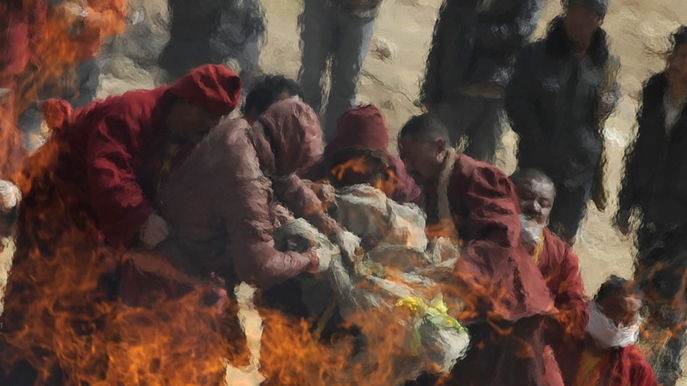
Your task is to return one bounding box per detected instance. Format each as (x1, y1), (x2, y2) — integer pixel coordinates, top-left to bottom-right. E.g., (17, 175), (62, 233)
(429, 153), (555, 386)
(18, 64), (241, 249)
(537, 228), (587, 386)
(557, 338), (658, 386)
(538, 228), (587, 334)
(438, 153), (555, 321)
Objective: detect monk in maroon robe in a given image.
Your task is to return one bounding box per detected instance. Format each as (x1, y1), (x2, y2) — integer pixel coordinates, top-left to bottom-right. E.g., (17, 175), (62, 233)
(303, 104), (420, 203)
(511, 168), (588, 386)
(556, 276), (657, 386)
(398, 113), (555, 386)
(17, 63), (242, 252)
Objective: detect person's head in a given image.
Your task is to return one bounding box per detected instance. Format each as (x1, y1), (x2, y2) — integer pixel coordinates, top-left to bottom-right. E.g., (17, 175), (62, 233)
(241, 74), (302, 123)
(511, 169), (556, 226)
(326, 148), (393, 192)
(588, 275), (643, 349)
(397, 113), (450, 185)
(326, 104), (390, 156)
(252, 98), (324, 176)
(167, 64), (242, 143)
(511, 169), (556, 250)
(562, 0), (606, 51)
(666, 26), (687, 89)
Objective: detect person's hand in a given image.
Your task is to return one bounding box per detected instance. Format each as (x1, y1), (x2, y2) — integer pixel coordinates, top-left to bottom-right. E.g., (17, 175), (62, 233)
(335, 230), (362, 265)
(311, 182), (336, 209)
(0, 180), (21, 214)
(304, 249), (321, 273)
(139, 213), (170, 249)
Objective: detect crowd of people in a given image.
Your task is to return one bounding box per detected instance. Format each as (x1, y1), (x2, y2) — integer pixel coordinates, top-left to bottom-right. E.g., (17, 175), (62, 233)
(1, 0), (687, 385)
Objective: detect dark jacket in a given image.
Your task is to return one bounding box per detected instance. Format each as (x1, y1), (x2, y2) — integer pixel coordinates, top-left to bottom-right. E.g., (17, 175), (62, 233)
(420, 0), (543, 104)
(506, 17), (619, 188)
(160, 0), (265, 79)
(618, 73), (687, 232)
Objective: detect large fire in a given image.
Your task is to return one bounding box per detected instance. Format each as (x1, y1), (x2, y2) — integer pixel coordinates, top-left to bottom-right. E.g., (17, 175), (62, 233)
(0, 3), (602, 386)
(0, 0), (127, 179)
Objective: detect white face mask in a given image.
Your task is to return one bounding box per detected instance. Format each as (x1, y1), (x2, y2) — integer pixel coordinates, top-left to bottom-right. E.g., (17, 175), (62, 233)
(519, 214), (546, 248)
(587, 302), (641, 349)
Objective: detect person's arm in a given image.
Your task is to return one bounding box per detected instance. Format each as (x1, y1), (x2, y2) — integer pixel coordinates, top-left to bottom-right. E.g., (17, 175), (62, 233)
(271, 174), (361, 261)
(224, 138), (316, 289)
(86, 115), (155, 249)
(473, 0), (542, 54)
(551, 244), (588, 340)
(629, 348), (659, 386)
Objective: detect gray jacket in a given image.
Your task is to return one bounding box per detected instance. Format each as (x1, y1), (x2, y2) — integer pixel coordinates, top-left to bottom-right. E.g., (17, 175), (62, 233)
(420, 0), (543, 104)
(506, 17), (619, 188)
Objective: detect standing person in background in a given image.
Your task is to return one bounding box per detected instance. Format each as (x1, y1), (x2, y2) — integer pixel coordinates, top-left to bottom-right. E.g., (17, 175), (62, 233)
(506, 0), (619, 244)
(615, 25), (687, 386)
(298, 0), (383, 139)
(419, 0), (543, 163)
(160, 0), (266, 87)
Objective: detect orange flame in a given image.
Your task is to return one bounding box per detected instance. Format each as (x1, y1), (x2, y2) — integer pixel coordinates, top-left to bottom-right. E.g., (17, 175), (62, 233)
(0, 0), (127, 180)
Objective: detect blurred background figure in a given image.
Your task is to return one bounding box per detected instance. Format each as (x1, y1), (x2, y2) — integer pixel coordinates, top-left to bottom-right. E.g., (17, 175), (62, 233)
(506, 0), (619, 244)
(419, 0), (543, 163)
(297, 0), (383, 139)
(615, 25), (687, 386)
(159, 0), (266, 87)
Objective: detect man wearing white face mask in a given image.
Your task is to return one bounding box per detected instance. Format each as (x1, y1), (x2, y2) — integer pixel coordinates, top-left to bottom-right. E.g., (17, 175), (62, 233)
(556, 275), (657, 386)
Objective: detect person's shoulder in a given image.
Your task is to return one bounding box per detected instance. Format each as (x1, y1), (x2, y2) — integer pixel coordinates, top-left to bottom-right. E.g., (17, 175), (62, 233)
(87, 87), (169, 118)
(207, 117), (252, 146)
(454, 153), (512, 187)
(622, 345), (658, 381)
(543, 227), (577, 259)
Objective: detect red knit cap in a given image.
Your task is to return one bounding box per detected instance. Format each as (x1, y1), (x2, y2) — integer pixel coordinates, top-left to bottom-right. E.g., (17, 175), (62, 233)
(169, 64), (242, 115)
(326, 104), (390, 155)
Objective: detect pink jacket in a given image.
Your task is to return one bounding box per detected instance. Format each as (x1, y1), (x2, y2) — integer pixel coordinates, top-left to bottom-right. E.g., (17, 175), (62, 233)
(157, 99), (324, 288)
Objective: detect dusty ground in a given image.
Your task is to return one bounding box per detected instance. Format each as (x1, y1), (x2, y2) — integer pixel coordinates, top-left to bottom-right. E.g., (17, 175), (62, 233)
(2, 0), (686, 383)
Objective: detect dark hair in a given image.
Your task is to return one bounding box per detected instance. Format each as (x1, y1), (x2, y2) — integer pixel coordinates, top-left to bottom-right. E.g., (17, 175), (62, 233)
(546, 16), (609, 67)
(510, 168), (556, 195)
(398, 113), (449, 143)
(326, 148), (391, 189)
(671, 26), (687, 53)
(594, 275), (643, 303)
(241, 74), (302, 116)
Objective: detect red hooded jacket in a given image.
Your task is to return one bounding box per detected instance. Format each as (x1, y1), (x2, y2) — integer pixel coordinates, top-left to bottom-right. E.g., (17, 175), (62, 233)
(31, 64), (241, 248)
